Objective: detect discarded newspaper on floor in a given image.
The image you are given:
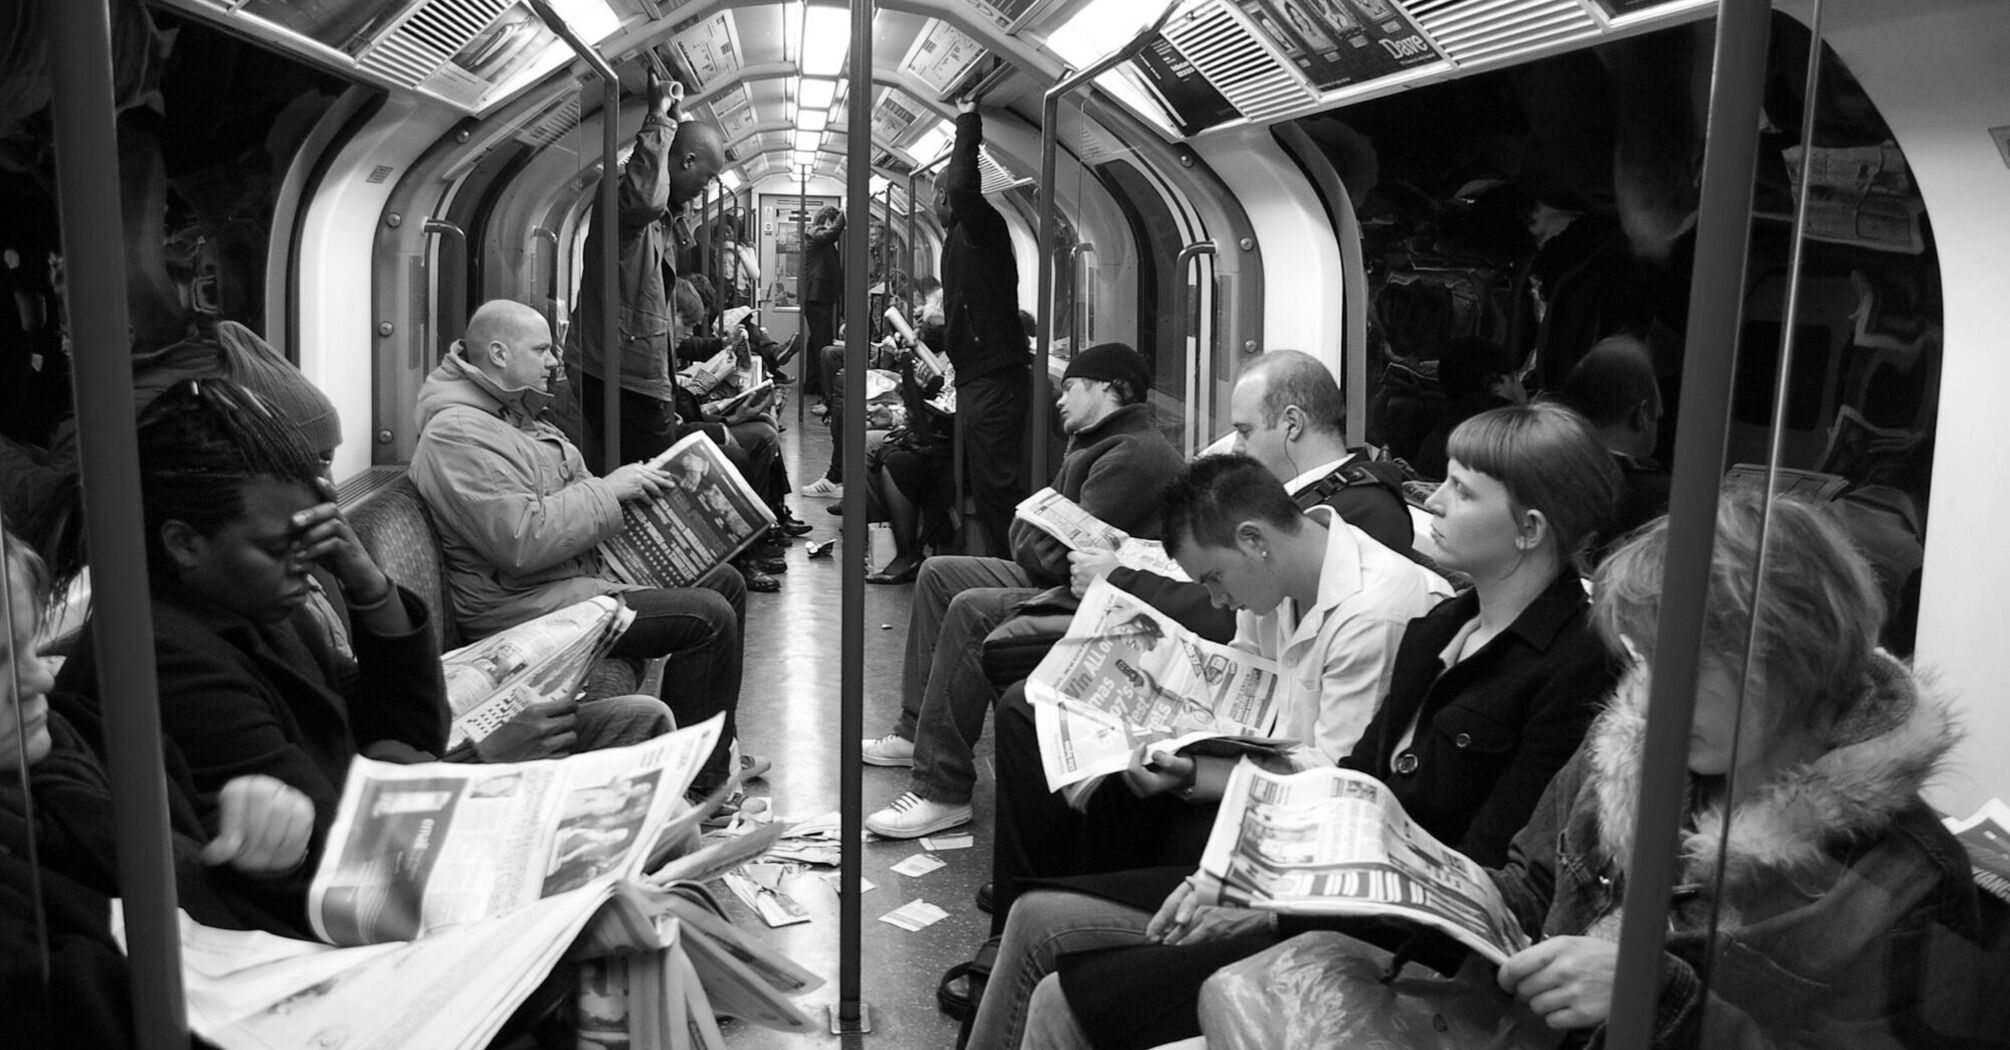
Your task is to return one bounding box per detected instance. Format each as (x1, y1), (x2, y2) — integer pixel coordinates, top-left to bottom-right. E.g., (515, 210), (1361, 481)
(440, 595), (634, 751)
(118, 716), (825, 1050)
(1027, 579), (1283, 794)
(1196, 761), (1531, 965)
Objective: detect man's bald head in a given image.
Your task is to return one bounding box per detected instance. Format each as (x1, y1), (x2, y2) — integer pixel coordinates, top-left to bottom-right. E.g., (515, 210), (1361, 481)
(668, 120), (728, 208)
(462, 299), (558, 394)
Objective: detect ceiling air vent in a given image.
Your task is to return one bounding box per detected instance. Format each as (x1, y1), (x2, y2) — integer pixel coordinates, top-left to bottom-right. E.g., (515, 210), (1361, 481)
(1403, 0), (1600, 66)
(356, 0), (516, 89)
(977, 147), (1017, 194)
(515, 93), (581, 148)
(1160, 0), (1319, 124)
(366, 165), (397, 184)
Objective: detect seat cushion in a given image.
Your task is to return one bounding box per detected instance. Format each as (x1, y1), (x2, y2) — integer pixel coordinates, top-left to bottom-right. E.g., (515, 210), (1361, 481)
(347, 475), (459, 650)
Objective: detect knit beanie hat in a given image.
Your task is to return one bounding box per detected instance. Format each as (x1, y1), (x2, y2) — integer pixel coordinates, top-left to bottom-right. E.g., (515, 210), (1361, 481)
(213, 321), (343, 453)
(1061, 342), (1152, 402)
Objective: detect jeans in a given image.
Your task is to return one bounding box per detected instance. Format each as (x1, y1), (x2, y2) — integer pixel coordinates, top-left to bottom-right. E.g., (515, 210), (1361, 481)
(610, 565), (745, 788)
(964, 889), (1153, 1050)
(573, 694), (674, 749)
(957, 367), (1030, 558)
(890, 555), (1036, 804)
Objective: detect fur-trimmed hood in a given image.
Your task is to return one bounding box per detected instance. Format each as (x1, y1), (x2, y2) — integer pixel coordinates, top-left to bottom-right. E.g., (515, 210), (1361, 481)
(1586, 651), (1959, 891)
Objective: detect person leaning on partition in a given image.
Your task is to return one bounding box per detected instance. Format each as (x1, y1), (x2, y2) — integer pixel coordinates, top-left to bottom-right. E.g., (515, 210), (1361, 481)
(559, 67), (727, 469)
(408, 299), (760, 803)
(42, 378), (448, 858)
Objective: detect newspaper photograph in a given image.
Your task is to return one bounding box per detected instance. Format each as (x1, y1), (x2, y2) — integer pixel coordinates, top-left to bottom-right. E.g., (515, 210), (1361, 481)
(440, 595), (633, 750)
(1027, 579), (1282, 791)
(1015, 487), (1130, 554)
(309, 716), (723, 946)
(602, 432), (777, 588)
(1197, 762), (1530, 965)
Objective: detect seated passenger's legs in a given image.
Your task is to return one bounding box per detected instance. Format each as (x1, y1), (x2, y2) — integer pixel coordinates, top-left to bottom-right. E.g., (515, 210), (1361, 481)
(965, 889), (1152, 1050)
(610, 569), (744, 788)
(908, 585), (1038, 804)
(1020, 975), (1093, 1050)
(891, 556), (1034, 740)
(573, 694), (675, 750)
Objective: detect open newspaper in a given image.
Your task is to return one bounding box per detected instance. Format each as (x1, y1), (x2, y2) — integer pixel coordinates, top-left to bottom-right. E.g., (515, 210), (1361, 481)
(883, 304), (957, 414)
(1197, 761), (1532, 966)
(439, 595), (633, 751)
(601, 430), (776, 588)
(1027, 578), (1284, 796)
(118, 716), (825, 1050)
(1014, 487), (1189, 581)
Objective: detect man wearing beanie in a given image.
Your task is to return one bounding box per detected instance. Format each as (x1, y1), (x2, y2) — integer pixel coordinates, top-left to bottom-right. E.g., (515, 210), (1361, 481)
(862, 341), (1183, 838)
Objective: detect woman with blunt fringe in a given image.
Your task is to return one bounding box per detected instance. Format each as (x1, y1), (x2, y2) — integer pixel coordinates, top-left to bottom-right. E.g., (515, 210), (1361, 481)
(1203, 492), (1983, 1049)
(974, 402), (1625, 1050)
(45, 379), (448, 859)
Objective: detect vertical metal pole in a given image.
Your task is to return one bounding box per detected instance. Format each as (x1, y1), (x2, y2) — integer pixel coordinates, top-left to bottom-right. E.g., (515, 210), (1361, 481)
(906, 170), (920, 295)
(1605, 4), (1773, 1047)
(797, 164), (809, 421)
(599, 75), (621, 473)
(46, 4), (186, 1046)
(834, 0), (875, 1035)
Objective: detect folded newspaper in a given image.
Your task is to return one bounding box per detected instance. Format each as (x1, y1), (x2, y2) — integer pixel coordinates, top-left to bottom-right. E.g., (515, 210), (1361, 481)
(113, 716), (825, 1050)
(1027, 579), (1284, 796)
(1197, 761), (1532, 965)
(601, 431), (777, 588)
(1014, 487), (1189, 581)
(440, 596), (633, 751)
(1945, 798), (2010, 905)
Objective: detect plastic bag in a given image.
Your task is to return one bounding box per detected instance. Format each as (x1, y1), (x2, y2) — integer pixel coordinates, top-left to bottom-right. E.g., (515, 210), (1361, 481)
(1198, 932), (1560, 1050)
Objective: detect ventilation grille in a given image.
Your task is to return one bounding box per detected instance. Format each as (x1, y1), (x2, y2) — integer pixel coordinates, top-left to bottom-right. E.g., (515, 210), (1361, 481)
(977, 148), (1016, 194)
(365, 165), (397, 184)
(357, 0), (515, 88)
(1404, 0), (1600, 66)
(1161, 2), (1318, 123)
(516, 93), (581, 148)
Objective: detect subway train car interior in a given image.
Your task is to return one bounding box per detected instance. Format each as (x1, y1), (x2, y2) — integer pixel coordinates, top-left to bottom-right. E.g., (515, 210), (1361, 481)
(4, 0), (2010, 1047)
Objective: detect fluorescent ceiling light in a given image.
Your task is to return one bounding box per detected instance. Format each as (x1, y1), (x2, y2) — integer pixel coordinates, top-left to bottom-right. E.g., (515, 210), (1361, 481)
(869, 174), (890, 197)
(801, 5), (850, 78)
(797, 108), (828, 132)
(545, 0), (621, 44)
(1044, 0), (1173, 71)
(719, 168), (743, 191)
(797, 77), (837, 110)
(793, 129), (821, 153)
(794, 149), (817, 170)
(783, 1), (804, 64)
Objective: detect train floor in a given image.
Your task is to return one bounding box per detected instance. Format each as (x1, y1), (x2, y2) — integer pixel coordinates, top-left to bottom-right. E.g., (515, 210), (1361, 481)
(719, 400), (993, 1049)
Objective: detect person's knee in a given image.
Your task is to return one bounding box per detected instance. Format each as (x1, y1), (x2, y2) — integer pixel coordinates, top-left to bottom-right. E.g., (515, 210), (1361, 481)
(575, 694), (674, 750)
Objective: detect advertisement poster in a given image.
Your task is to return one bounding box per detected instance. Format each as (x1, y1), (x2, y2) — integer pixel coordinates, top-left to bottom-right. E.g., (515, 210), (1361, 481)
(1593, 0), (1690, 14)
(1129, 34), (1241, 135)
(1235, 0), (1440, 91)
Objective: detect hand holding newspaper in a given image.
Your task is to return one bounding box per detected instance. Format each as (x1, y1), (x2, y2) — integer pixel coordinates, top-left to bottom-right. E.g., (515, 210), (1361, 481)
(440, 596), (633, 751)
(1196, 761), (1532, 965)
(124, 715), (826, 1050)
(1027, 579), (1284, 794)
(601, 431), (777, 588)
(1015, 488), (1190, 582)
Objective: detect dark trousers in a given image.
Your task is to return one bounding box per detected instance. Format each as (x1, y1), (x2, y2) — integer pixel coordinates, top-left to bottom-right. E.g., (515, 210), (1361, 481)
(989, 680), (1216, 935)
(958, 367), (1030, 558)
(608, 565), (746, 789)
(572, 369), (677, 469)
(803, 301), (838, 393)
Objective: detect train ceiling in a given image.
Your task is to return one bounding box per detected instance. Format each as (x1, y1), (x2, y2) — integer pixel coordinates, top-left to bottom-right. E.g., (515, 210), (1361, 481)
(152, 0), (1716, 190)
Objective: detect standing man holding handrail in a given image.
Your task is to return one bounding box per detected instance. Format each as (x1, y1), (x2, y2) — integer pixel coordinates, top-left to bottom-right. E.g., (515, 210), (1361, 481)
(937, 98), (1029, 557)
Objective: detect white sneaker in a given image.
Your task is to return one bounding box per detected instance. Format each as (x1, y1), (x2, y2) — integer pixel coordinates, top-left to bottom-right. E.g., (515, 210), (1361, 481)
(801, 477), (843, 498)
(861, 733), (915, 767)
(865, 792), (972, 839)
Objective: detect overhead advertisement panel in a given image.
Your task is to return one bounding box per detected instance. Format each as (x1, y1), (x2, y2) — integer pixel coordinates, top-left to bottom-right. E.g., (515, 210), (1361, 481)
(1232, 0), (1437, 90)
(1592, 0), (1688, 13)
(669, 12), (741, 87)
(960, 0), (1043, 30)
(1126, 35), (1239, 136)
(902, 20), (986, 96)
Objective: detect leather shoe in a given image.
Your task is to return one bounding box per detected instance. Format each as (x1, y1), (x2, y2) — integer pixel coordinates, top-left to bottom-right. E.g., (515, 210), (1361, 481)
(865, 562), (920, 585)
(739, 567), (781, 592)
(776, 511), (814, 537)
(974, 881), (994, 915)
(745, 555), (787, 574)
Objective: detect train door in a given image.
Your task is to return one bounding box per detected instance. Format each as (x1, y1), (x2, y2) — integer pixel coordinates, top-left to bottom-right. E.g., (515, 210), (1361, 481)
(755, 192), (837, 350)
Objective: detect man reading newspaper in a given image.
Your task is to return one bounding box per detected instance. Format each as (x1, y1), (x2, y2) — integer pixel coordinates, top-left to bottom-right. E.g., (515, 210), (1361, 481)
(985, 454), (1450, 933)
(410, 299), (756, 803)
(860, 342), (1183, 839)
